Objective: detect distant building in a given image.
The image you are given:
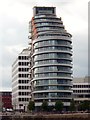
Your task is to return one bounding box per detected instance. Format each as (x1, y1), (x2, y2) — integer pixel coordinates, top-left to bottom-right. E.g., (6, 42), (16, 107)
(12, 48), (31, 111)
(28, 6), (73, 110)
(0, 91), (12, 111)
(73, 76), (90, 103)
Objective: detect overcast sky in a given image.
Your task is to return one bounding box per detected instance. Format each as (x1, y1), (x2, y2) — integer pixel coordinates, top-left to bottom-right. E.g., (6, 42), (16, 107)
(0, 0), (88, 91)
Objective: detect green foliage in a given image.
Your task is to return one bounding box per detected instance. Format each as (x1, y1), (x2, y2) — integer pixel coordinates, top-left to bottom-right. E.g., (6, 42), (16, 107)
(41, 101), (48, 111)
(48, 105), (54, 112)
(27, 101), (35, 111)
(78, 101), (90, 111)
(55, 100), (63, 111)
(69, 99), (76, 111)
(0, 101), (3, 112)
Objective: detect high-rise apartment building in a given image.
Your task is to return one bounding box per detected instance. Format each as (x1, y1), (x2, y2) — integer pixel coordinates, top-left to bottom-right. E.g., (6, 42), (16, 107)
(12, 48), (31, 111)
(29, 6), (73, 110)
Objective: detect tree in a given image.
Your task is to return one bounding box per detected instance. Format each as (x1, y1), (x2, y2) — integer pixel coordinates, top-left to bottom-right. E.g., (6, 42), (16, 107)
(27, 101), (35, 111)
(83, 101), (90, 111)
(55, 100), (63, 112)
(78, 101), (84, 111)
(0, 101), (3, 112)
(41, 101), (48, 111)
(78, 101), (90, 111)
(48, 105), (54, 112)
(69, 99), (76, 112)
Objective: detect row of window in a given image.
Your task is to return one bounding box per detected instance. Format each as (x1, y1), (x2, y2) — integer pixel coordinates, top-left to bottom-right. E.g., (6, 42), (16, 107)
(34, 92), (71, 98)
(35, 7), (55, 15)
(34, 86), (71, 91)
(34, 17), (61, 22)
(2, 98), (11, 101)
(37, 32), (71, 38)
(18, 98), (29, 102)
(73, 90), (90, 93)
(34, 59), (71, 65)
(73, 85), (90, 88)
(34, 40), (71, 48)
(34, 66), (71, 73)
(34, 53), (71, 61)
(34, 73), (71, 78)
(1, 92), (11, 96)
(18, 74), (28, 78)
(18, 56), (28, 60)
(36, 26), (64, 31)
(34, 94), (71, 98)
(18, 80), (29, 84)
(34, 46), (71, 53)
(18, 62), (29, 66)
(36, 22), (63, 26)
(35, 99), (70, 102)
(74, 95), (90, 98)
(37, 7), (55, 12)
(36, 23), (63, 28)
(33, 79), (71, 86)
(12, 61), (29, 72)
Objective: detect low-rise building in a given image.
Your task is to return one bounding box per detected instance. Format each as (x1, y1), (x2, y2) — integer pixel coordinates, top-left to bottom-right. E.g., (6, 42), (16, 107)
(0, 91), (12, 111)
(73, 76), (90, 103)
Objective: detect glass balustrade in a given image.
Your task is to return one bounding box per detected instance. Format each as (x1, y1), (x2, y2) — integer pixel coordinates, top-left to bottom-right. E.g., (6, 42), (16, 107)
(34, 40), (71, 48)
(34, 79), (71, 86)
(34, 85), (71, 91)
(34, 60), (71, 66)
(34, 73), (71, 78)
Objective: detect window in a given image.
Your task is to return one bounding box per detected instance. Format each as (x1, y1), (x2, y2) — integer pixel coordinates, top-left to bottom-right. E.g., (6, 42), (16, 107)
(18, 62), (21, 65)
(19, 98), (21, 101)
(18, 56), (21, 60)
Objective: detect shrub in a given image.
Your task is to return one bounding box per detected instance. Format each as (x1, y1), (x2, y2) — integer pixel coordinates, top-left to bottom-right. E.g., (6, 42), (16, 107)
(55, 100), (63, 112)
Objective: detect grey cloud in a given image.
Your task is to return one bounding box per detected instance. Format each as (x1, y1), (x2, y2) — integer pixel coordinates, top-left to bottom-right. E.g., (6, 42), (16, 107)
(1, 66), (12, 90)
(73, 33), (88, 77)
(1, 15), (28, 46)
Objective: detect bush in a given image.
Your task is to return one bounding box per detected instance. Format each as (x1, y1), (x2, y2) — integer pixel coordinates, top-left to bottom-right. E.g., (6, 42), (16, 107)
(78, 100), (90, 111)
(27, 101), (35, 111)
(41, 101), (48, 111)
(55, 100), (63, 112)
(69, 99), (76, 112)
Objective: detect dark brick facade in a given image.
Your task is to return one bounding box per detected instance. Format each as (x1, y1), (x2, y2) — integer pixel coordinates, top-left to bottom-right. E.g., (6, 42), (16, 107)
(0, 91), (12, 110)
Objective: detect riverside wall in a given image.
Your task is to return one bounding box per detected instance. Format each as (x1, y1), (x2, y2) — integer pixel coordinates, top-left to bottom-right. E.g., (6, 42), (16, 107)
(1, 113), (90, 120)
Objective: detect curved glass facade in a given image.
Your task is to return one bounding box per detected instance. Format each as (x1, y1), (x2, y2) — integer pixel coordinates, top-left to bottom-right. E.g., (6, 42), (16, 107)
(30, 6), (73, 107)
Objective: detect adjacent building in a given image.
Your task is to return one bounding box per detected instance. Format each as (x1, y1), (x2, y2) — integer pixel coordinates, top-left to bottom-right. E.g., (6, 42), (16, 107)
(0, 91), (12, 111)
(29, 6), (73, 110)
(73, 76), (90, 103)
(12, 48), (31, 111)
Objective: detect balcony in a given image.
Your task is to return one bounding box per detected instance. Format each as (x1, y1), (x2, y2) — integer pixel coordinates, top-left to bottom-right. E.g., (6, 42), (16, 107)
(33, 36), (72, 43)
(32, 89), (73, 94)
(35, 23), (64, 28)
(32, 50), (72, 57)
(34, 96), (72, 100)
(34, 18), (62, 23)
